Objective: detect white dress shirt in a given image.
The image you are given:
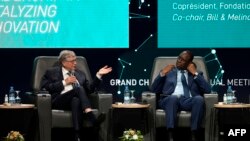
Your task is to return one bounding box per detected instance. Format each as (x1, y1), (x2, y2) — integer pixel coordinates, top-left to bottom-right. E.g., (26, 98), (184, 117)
(172, 70), (191, 97)
(61, 67), (73, 94)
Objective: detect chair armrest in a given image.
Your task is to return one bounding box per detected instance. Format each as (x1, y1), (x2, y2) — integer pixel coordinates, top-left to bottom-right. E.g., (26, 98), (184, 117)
(142, 92), (156, 123)
(204, 93), (218, 123)
(142, 92), (156, 141)
(142, 92), (156, 109)
(37, 94), (52, 141)
(204, 93), (218, 141)
(88, 93), (113, 112)
(96, 93), (112, 141)
(204, 94), (218, 109)
(97, 93), (113, 113)
(89, 93), (99, 109)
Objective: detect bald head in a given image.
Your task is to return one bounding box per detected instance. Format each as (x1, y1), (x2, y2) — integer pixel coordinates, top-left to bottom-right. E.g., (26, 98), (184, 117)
(176, 50), (194, 70)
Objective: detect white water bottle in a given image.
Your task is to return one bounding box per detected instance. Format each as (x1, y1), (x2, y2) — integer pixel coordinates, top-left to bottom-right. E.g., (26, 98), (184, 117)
(9, 86), (16, 104)
(226, 86), (233, 104)
(123, 85), (130, 104)
(4, 94), (8, 103)
(223, 94), (227, 104)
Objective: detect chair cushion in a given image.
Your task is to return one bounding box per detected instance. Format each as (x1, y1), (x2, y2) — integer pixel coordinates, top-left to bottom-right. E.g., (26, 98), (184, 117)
(156, 109), (191, 128)
(52, 109), (99, 128)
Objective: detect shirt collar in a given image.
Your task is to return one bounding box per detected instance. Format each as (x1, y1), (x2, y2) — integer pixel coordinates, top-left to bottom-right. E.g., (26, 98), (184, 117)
(178, 69), (187, 73)
(62, 67), (69, 75)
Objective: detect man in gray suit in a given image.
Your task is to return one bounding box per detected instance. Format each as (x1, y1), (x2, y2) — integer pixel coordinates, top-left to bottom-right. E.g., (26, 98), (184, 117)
(41, 50), (112, 141)
(151, 50), (211, 141)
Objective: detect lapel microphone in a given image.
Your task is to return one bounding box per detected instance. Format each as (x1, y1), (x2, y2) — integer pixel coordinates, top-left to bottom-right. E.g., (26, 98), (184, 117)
(69, 70), (75, 76)
(70, 70), (80, 87)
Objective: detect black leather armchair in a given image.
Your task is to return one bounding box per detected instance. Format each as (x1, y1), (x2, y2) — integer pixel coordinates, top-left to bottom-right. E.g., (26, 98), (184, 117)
(31, 56), (112, 141)
(142, 56), (218, 141)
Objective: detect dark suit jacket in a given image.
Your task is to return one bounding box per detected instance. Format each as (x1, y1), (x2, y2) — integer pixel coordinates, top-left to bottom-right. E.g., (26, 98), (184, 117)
(151, 68), (211, 97)
(40, 66), (101, 101)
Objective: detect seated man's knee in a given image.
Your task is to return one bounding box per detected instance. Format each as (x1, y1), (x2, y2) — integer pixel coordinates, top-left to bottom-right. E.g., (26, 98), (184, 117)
(192, 95), (204, 105)
(76, 86), (86, 93)
(168, 95), (179, 101)
(160, 95), (179, 108)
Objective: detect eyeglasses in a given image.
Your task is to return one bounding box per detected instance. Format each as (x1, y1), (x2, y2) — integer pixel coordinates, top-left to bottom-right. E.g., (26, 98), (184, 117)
(65, 59), (77, 63)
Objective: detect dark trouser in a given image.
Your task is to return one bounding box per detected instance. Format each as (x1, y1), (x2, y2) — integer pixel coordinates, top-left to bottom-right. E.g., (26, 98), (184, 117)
(52, 86), (91, 131)
(159, 95), (205, 130)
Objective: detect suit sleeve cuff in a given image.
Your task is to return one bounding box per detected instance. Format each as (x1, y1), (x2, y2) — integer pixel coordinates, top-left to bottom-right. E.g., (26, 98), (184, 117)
(193, 72), (199, 79)
(96, 73), (102, 80)
(62, 80), (66, 86)
(160, 71), (165, 77)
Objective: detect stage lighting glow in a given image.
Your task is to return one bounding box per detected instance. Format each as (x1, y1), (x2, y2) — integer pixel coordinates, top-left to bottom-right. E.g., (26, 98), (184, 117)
(211, 49), (216, 54)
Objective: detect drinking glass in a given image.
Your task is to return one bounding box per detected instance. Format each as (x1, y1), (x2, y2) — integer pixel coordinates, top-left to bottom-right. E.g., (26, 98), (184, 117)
(130, 90), (136, 103)
(232, 90), (237, 103)
(15, 90), (21, 104)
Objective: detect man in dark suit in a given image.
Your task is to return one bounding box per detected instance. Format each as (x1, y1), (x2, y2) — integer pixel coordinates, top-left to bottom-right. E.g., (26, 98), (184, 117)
(151, 50), (211, 141)
(40, 50), (112, 141)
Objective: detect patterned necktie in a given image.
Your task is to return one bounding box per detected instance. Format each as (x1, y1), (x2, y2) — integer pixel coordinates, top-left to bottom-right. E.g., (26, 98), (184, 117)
(181, 70), (190, 97)
(67, 71), (71, 76)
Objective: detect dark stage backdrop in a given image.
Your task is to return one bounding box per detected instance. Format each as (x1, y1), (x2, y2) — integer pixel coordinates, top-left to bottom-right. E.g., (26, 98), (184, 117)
(1, 48), (250, 104)
(0, 1), (250, 103)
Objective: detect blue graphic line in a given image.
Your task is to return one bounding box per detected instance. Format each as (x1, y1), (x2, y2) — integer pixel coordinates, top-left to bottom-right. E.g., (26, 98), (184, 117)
(215, 68), (222, 78)
(119, 67), (124, 80)
(118, 59), (124, 94)
(214, 54), (222, 67)
(204, 49), (224, 90)
(139, 4), (142, 8)
(118, 59), (125, 80)
(128, 0), (147, 9)
(118, 59), (124, 66)
(217, 73), (223, 79)
(138, 0), (144, 9)
(205, 58), (216, 63)
(135, 34), (153, 52)
(204, 53), (211, 59)
(130, 16), (150, 19)
(120, 59), (131, 65)
(130, 13), (150, 18)
(117, 57), (132, 94)
(117, 67), (124, 94)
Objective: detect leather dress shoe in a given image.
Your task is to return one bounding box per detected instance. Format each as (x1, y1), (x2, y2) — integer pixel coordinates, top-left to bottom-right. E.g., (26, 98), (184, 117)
(168, 131), (174, 141)
(75, 137), (80, 141)
(191, 131), (198, 141)
(167, 128), (174, 141)
(74, 133), (81, 141)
